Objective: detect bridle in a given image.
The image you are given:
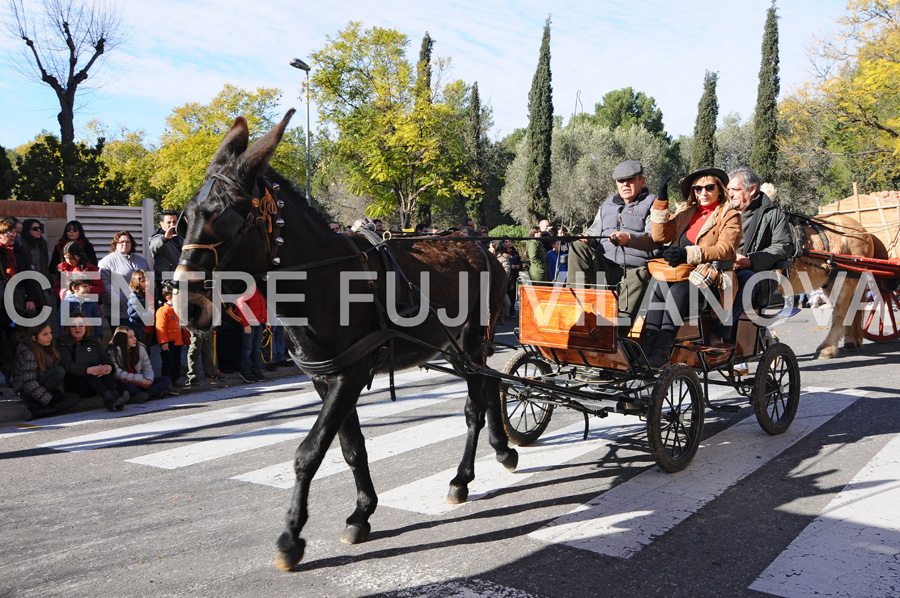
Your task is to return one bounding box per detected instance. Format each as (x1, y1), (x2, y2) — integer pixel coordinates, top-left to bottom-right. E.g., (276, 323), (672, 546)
(177, 171), (285, 288)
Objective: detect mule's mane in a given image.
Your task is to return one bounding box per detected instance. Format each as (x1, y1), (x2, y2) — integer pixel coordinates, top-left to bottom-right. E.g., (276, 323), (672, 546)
(264, 168), (333, 234)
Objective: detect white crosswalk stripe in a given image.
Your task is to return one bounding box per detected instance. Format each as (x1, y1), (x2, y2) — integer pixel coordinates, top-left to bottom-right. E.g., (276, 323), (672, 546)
(527, 389), (863, 558)
(127, 382), (469, 469)
(231, 411), (469, 488)
(377, 416), (645, 515)
(750, 434), (900, 598)
(377, 385), (734, 515)
(39, 368), (448, 453)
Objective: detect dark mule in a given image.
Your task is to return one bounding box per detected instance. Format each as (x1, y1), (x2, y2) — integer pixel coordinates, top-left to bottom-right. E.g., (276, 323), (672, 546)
(172, 110), (518, 570)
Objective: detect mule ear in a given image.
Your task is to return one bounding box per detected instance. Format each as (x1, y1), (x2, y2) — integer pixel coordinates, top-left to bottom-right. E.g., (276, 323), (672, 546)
(238, 109), (296, 180)
(207, 116), (250, 176)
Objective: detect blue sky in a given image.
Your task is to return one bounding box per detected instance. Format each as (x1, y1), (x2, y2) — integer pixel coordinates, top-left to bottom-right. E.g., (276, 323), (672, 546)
(0, 0), (848, 149)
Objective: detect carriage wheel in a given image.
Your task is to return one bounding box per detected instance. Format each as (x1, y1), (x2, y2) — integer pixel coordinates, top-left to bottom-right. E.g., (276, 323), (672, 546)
(646, 364), (704, 473)
(862, 280), (900, 342)
(500, 351), (554, 446)
(752, 343), (800, 435)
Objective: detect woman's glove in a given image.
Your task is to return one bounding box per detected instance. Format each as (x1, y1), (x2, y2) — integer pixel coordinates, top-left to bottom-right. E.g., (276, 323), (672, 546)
(663, 246), (687, 266)
(657, 175), (671, 204)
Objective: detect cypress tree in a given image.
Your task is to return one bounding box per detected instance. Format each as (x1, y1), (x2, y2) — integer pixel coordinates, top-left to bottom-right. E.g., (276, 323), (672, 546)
(691, 70), (719, 170)
(415, 32), (433, 107)
(524, 16), (553, 224)
(751, 1), (780, 184)
(466, 82), (485, 225)
(414, 32), (434, 226)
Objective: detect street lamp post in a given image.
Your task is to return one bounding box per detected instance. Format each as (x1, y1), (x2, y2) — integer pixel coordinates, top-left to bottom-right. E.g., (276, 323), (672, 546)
(290, 57), (312, 200)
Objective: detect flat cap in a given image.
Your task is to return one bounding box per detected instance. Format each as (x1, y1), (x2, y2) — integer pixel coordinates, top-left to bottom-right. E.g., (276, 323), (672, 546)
(612, 160), (643, 181)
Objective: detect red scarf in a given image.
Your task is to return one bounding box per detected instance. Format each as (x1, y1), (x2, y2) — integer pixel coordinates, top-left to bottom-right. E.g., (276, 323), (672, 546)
(685, 202), (718, 244)
(2, 244), (16, 281)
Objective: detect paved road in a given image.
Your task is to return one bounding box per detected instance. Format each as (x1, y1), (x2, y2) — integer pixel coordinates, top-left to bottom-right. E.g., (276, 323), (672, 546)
(1, 308), (898, 598)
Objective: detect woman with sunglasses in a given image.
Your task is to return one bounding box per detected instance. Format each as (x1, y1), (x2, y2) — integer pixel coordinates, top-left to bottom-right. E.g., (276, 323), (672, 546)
(641, 166), (742, 368)
(49, 220), (98, 272)
(21, 219), (51, 283)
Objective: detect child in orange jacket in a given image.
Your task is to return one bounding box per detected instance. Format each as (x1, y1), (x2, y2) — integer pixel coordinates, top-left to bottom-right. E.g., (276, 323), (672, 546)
(155, 282), (187, 389)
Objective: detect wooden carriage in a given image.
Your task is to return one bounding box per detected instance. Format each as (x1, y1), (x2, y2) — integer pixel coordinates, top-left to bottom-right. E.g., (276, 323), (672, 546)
(499, 282), (801, 473)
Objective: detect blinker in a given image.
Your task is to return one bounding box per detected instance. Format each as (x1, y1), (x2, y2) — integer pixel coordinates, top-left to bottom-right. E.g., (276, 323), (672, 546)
(213, 207), (249, 244)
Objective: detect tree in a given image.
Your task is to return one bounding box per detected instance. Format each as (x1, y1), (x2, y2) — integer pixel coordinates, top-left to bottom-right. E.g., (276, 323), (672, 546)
(14, 133), (128, 204)
(465, 82), (485, 224)
(592, 87), (668, 140)
(751, 1), (780, 183)
(779, 0), (900, 191)
(414, 32), (435, 226)
(501, 122), (671, 230)
(152, 85), (305, 209)
(691, 70), (719, 169)
(4, 0), (125, 148)
(310, 22), (477, 228)
(524, 16), (553, 225)
(0, 144), (17, 199)
(715, 113), (754, 175)
(85, 121), (162, 206)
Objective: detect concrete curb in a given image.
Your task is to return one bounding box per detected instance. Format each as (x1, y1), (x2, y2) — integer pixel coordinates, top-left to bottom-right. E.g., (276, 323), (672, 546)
(0, 363), (305, 427)
(0, 398), (30, 424)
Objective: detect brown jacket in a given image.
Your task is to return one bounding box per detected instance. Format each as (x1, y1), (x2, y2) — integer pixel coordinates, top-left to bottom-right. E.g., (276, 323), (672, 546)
(649, 198), (742, 265)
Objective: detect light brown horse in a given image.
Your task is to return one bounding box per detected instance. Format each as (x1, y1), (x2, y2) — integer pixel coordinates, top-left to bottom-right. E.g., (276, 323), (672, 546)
(782, 212), (874, 359)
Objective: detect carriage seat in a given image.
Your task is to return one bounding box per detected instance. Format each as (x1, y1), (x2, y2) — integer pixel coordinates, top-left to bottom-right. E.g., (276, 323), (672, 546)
(750, 259), (792, 310)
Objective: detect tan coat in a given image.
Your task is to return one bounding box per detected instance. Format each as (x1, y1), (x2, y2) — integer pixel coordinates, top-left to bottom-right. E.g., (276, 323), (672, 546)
(649, 198), (742, 265)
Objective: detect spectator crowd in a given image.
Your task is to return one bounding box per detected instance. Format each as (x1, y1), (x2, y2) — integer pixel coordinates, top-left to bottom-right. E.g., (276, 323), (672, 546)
(0, 212), (292, 421)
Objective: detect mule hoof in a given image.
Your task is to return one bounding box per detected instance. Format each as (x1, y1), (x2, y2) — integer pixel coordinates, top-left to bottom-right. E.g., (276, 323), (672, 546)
(497, 448), (519, 472)
(816, 346), (838, 360)
(446, 485), (469, 504)
(275, 533), (305, 571)
(340, 523), (371, 545)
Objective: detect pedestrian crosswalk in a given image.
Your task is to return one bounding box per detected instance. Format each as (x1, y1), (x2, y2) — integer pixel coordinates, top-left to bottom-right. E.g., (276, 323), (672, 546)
(27, 372), (900, 597)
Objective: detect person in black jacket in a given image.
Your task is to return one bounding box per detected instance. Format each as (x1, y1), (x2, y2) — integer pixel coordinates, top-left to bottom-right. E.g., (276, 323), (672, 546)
(12, 323), (81, 419)
(1, 218), (46, 384)
(57, 312), (129, 411)
(714, 166), (794, 343)
(149, 210), (184, 308)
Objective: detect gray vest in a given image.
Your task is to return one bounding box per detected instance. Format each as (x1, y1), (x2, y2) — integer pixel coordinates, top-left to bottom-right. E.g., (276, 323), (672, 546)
(587, 190), (657, 267)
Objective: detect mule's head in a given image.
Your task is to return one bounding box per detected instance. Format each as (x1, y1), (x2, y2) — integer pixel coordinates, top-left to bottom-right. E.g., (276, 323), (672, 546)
(173, 109), (295, 330)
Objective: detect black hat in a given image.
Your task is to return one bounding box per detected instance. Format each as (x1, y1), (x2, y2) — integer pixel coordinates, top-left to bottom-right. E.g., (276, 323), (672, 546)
(612, 160), (643, 181)
(680, 166), (729, 199)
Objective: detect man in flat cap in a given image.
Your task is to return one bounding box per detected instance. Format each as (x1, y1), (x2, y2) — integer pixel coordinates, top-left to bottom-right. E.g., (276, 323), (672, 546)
(567, 159), (661, 333)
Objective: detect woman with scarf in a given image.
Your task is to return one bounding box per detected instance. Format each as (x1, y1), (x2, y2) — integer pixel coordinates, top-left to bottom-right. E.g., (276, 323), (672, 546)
(641, 167), (742, 369)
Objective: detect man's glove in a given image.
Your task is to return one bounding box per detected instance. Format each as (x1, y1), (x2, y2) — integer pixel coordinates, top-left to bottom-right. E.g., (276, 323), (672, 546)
(663, 246), (687, 266)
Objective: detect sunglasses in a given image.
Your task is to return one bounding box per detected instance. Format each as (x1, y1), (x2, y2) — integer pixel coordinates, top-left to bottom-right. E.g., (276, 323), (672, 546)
(66, 227), (79, 232)
(31, 226), (43, 231)
(692, 184), (718, 194)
